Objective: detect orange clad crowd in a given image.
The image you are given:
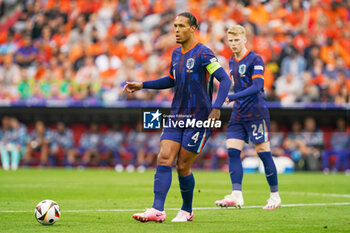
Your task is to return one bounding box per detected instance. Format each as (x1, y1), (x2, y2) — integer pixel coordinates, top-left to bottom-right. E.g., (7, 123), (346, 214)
(0, 0), (349, 104)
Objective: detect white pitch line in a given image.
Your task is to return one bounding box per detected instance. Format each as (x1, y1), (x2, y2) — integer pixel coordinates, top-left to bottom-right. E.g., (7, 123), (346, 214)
(284, 192), (350, 199)
(1, 202), (350, 213)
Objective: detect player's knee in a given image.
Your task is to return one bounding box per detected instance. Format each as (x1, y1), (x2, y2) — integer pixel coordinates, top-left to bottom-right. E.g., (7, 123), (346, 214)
(255, 142), (270, 153)
(256, 147), (267, 154)
(157, 151), (173, 166)
(176, 162), (190, 176)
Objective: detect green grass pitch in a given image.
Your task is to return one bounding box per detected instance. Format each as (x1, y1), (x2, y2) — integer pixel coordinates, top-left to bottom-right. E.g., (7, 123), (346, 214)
(1, 169), (350, 233)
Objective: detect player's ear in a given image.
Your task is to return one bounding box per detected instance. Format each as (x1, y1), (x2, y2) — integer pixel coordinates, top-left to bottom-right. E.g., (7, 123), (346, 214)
(190, 25), (196, 32)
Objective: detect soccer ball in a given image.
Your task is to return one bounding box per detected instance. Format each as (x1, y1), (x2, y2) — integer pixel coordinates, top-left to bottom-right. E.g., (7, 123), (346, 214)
(34, 200), (61, 225)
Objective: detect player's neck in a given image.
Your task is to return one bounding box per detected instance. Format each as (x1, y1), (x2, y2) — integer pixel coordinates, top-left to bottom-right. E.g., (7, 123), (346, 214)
(234, 47), (248, 60)
(181, 36), (197, 53)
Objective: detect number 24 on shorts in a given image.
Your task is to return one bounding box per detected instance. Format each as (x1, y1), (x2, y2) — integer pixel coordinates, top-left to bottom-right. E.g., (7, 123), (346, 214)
(251, 123), (264, 140)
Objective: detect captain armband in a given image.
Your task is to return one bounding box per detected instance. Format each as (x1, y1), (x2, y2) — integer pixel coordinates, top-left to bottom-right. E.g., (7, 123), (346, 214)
(206, 61), (221, 75)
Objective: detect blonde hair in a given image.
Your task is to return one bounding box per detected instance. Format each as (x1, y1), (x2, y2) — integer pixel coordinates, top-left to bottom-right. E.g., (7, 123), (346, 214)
(227, 25), (246, 36)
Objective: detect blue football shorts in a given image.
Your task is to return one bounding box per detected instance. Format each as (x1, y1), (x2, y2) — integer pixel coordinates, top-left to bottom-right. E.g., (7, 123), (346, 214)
(226, 118), (270, 144)
(160, 126), (213, 153)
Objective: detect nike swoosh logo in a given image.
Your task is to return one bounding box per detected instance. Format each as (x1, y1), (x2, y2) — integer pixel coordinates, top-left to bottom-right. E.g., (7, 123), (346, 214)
(255, 136), (262, 140)
(266, 173), (273, 177)
(156, 214), (163, 217)
(187, 144), (196, 147)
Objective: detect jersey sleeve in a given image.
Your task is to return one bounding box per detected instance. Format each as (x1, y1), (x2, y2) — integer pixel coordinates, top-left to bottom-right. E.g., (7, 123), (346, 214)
(168, 62), (175, 79)
(251, 55), (265, 79)
(168, 51), (175, 79)
(201, 48), (222, 75)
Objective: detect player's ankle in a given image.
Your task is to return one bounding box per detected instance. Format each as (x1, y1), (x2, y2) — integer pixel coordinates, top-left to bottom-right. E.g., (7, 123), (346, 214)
(270, 192), (280, 198)
(232, 190), (242, 196)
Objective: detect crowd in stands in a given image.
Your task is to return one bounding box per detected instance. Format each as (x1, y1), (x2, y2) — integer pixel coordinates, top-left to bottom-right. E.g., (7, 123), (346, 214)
(1, 116), (349, 174)
(0, 0), (349, 104)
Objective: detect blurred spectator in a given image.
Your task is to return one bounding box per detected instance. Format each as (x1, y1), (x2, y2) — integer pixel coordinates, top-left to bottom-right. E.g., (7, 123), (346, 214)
(74, 56), (101, 100)
(308, 58), (326, 89)
(15, 35), (38, 68)
(51, 122), (76, 167)
(269, 120), (285, 157)
(1, 116), (13, 170)
(322, 118), (350, 174)
(321, 37), (349, 68)
(136, 132), (159, 172)
(124, 121), (146, 172)
(277, 33), (295, 69)
(304, 37), (321, 70)
(1, 117), (28, 170)
(0, 55), (21, 100)
(84, 13), (107, 42)
(283, 120), (305, 170)
(206, 130), (227, 170)
(59, 60), (74, 99)
(275, 73), (303, 104)
(280, 47), (306, 78)
(227, 0), (245, 24)
(246, 0), (269, 27)
(325, 56), (350, 80)
(23, 120), (52, 167)
(265, 86), (280, 102)
(296, 72), (319, 102)
(52, 24), (69, 52)
(32, 13), (46, 40)
(76, 56), (99, 84)
(0, 29), (17, 54)
(319, 86), (334, 103)
(289, 0), (306, 28)
(300, 117), (324, 171)
(102, 123), (124, 170)
(35, 25), (54, 64)
(17, 68), (34, 99)
(68, 14), (88, 49)
(331, 70), (350, 104)
(78, 122), (103, 168)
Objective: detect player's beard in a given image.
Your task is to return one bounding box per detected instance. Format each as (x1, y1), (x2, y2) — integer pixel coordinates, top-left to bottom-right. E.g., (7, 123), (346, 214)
(177, 35), (190, 45)
(175, 36), (183, 44)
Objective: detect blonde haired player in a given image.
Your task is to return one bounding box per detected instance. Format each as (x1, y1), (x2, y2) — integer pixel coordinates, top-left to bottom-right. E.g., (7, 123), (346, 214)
(215, 25), (281, 209)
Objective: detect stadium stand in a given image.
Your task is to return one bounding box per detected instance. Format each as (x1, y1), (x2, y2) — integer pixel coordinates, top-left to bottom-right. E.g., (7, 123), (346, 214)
(0, 0), (349, 171)
(0, 0), (348, 103)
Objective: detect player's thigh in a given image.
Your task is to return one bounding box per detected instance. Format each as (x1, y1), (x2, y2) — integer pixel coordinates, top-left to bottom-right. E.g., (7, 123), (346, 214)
(243, 118), (270, 145)
(226, 119), (248, 150)
(158, 126), (182, 165)
(158, 139), (181, 166)
(182, 128), (212, 153)
(177, 146), (198, 176)
(226, 138), (245, 151)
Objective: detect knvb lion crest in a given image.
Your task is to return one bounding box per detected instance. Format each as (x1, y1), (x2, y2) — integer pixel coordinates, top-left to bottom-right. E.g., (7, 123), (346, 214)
(238, 64), (246, 75)
(186, 58), (195, 69)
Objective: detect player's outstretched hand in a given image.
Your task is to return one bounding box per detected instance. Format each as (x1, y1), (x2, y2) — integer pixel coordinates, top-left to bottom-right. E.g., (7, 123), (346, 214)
(208, 108), (220, 121)
(123, 82), (143, 93)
